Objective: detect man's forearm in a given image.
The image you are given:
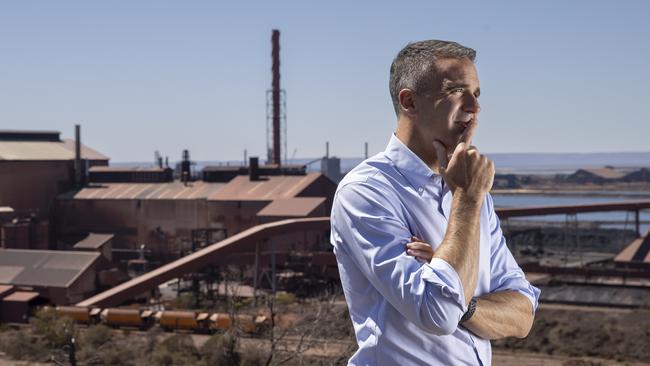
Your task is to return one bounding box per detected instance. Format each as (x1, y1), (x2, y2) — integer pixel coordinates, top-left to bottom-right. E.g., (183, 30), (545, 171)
(432, 190), (482, 306)
(462, 290), (534, 340)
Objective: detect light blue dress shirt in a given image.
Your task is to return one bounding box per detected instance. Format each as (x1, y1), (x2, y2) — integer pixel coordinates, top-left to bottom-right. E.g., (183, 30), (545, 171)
(330, 134), (541, 366)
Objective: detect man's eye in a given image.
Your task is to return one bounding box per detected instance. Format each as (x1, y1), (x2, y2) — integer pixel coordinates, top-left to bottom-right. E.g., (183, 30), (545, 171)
(452, 88), (464, 94)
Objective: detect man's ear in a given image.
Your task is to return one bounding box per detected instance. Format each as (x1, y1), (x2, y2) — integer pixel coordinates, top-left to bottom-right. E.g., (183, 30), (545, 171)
(398, 89), (417, 117)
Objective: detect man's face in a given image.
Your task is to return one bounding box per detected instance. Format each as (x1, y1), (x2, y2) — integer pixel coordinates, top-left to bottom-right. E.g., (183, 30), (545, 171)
(412, 57), (481, 155)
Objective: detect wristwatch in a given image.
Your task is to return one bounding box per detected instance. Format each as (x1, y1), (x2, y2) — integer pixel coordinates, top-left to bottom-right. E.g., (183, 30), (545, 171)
(460, 297), (478, 323)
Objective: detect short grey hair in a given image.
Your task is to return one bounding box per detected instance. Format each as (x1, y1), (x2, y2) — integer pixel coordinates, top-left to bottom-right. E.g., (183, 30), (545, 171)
(389, 40), (476, 116)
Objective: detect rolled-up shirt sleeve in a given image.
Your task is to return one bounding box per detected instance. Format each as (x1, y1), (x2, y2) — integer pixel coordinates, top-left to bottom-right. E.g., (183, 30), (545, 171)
(486, 193), (541, 313)
(331, 182), (467, 335)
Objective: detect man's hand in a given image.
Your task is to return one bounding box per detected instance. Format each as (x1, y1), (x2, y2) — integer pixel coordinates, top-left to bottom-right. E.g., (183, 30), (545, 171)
(428, 122), (493, 305)
(406, 236), (434, 263)
(432, 122), (494, 199)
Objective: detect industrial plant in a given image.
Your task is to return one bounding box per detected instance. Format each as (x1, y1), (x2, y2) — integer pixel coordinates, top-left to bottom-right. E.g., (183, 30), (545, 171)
(1, 29), (650, 365)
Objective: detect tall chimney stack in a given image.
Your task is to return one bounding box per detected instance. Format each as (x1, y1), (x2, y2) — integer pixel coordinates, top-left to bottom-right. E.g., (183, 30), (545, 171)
(249, 157), (260, 181)
(271, 29), (281, 166)
(74, 124), (82, 188)
(181, 149), (191, 185)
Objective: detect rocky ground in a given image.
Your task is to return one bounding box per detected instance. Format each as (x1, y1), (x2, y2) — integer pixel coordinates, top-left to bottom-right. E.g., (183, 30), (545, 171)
(493, 304), (650, 363)
(1, 223), (648, 365)
(5, 300), (649, 365)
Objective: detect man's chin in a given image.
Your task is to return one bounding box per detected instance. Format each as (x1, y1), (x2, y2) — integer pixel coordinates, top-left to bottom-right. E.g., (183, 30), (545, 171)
(445, 139), (460, 154)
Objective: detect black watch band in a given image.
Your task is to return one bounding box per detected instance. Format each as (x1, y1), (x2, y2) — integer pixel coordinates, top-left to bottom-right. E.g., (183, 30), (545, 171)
(460, 297), (477, 323)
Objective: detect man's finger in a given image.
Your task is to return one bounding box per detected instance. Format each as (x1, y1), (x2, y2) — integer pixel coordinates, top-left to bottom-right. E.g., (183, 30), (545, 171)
(458, 121), (478, 146)
(433, 140), (448, 170)
(410, 236), (424, 243)
(407, 249), (432, 259)
(448, 141), (467, 165)
(407, 242), (433, 251)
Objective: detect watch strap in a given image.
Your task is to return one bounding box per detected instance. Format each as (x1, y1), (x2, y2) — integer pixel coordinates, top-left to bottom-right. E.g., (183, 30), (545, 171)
(460, 297), (478, 323)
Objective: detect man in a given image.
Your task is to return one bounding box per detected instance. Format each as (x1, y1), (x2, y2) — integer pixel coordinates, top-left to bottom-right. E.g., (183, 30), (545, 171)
(330, 40), (540, 365)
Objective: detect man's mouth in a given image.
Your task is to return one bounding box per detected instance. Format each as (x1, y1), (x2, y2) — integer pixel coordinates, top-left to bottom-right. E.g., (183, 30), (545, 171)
(454, 120), (472, 133)
(455, 120), (472, 129)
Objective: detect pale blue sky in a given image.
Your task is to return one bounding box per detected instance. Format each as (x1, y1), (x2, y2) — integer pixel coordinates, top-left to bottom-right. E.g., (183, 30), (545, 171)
(1, 1), (648, 162)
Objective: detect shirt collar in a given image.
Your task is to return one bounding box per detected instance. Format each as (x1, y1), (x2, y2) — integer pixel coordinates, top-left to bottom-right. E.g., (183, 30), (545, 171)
(384, 133), (439, 192)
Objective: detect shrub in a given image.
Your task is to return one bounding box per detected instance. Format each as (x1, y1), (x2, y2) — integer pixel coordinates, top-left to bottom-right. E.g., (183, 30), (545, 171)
(0, 330), (51, 361)
(200, 331), (240, 366)
(32, 307), (76, 348)
(275, 292), (296, 305)
(96, 343), (138, 366)
(83, 324), (112, 348)
(239, 345), (267, 366)
(150, 334), (201, 366)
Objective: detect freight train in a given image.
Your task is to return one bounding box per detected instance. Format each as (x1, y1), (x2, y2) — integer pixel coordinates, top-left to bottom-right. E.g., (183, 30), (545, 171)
(54, 306), (266, 334)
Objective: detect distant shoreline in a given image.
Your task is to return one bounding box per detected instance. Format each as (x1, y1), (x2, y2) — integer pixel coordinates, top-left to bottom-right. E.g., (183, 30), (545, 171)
(492, 188), (650, 198)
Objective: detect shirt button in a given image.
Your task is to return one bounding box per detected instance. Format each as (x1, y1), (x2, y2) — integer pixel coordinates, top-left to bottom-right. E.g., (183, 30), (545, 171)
(441, 286), (452, 298)
(418, 187), (424, 193)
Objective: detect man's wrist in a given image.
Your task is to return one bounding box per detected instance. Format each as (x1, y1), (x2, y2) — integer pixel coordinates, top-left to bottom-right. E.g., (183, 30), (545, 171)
(460, 297), (478, 323)
(453, 190), (483, 211)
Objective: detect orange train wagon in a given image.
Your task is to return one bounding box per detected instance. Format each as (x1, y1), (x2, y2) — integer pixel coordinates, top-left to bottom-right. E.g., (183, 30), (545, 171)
(209, 313), (266, 334)
(101, 308), (155, 330)
(56, 306), (101, 324)
(157, 311), (210, 332)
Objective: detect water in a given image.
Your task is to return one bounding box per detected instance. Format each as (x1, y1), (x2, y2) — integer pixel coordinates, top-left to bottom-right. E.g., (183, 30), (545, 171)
(479, 152), (650, 175)
(492, 194), (650, 233)
(493, 194), (645, 207)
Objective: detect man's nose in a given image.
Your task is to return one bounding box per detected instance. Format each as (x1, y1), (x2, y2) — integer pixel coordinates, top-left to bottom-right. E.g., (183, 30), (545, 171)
(462, 93), (480, 114)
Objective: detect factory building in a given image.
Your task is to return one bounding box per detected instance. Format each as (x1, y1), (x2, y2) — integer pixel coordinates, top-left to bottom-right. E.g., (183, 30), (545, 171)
(202, 164), (307, 183)
(207, 172), (335, 234)
(256, 197), (327, 223)
(0, 129), (108, 219)
(1, 214), (49, 250)
(0, 128), (108, 250)
(56, 181), (224, 261)
(0, 249), (101, 305)
(1, 31), (338, 313)
(0, 285), (44, 323)
(88, 166), (174, 183)
(55, 166), (336, 263)
(73, 233), (115, 262)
